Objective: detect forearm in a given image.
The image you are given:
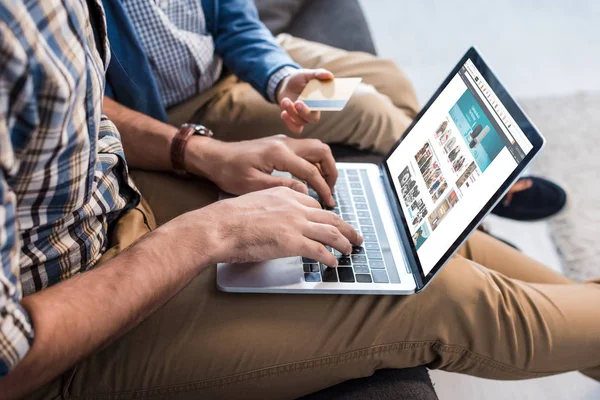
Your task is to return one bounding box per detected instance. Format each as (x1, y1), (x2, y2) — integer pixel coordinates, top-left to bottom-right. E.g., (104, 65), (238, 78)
(103, 96), (178, 171)
(0, 213), (218, 399)
(214, 0), (299, 99)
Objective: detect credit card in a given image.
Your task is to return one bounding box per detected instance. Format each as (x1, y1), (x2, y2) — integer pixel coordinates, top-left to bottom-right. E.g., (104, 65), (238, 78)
(298, 77), (362, 111)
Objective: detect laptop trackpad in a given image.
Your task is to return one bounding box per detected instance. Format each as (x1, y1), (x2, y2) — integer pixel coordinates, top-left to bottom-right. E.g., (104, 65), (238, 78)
(217, 257), (302, 289)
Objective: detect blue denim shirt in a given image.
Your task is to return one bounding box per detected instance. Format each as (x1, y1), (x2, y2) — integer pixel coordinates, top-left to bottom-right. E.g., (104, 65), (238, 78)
(102, 0), (300, 122)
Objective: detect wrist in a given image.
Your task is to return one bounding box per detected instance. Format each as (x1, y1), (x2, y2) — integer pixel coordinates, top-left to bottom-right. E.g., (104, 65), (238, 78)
(183, 135), (223, 179)
(160, 207), (224, 268)
(275, 77), (289, 105)
(270, 66), (298, 103)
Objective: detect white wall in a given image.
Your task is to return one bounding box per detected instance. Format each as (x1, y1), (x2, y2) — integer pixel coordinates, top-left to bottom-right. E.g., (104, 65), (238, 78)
(359, 0), (600, 103)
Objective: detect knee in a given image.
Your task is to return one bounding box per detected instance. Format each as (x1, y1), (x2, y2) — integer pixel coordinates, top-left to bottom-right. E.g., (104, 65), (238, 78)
(424, 258), (488, 316)
(420, 258), (510, 343)
(344, 85), (409, 153)
(374, 59), (420, 117)
(347, 84), (391, 121)
(422, 259), (544, 374)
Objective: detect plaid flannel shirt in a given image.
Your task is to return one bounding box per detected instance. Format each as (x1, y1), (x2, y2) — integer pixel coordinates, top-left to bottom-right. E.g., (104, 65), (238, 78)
(0, 0), (139, 377)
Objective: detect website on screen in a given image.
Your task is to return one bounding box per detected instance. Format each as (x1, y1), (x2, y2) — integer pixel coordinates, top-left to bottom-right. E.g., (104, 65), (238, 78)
(386, 59), (533, 276)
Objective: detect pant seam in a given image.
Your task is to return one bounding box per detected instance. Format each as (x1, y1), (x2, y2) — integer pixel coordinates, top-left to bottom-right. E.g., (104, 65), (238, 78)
(68, 340), (550, 399)
(133, 205), (153, 232)
(431, 342), (544, 378)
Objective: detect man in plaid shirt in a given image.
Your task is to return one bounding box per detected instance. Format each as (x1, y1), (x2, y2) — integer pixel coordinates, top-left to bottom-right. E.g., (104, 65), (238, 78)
(0, 0), (361, 396)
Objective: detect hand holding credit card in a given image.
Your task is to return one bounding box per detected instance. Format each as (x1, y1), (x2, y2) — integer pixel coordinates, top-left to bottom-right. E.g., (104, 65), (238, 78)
(298, 77), (363, 111)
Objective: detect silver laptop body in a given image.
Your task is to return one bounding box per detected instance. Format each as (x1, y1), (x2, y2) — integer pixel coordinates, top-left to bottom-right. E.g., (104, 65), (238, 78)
(217, 162), (419, 295)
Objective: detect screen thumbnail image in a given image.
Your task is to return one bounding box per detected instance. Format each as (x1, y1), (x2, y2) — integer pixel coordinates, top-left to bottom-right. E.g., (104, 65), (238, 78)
(399, 166), (411, 186)
(448, 91), (505, 172)
(408, 198), (428, 228)
(452, 155), (466, 173)
(442, 136), (457, 154)
(438, 130), (452, 146)
(431, 182), (449, 203)
(456, 161), (480, 191)
(423, 168), (442, 188)
(401, 179), (417, 201)
(428, 190), (460, 231)
(412, 222), (431, 251)
(434, 119), (449, 139)
(404, 185), (421, 205)
(415, 143), (432, 170)
(446, 144), (461, 162)
(398, 166), (419, 204)
(415, 141), (448, 202)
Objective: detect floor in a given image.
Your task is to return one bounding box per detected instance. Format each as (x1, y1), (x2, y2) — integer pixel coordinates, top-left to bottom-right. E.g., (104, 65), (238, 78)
(358, 0), (600, 398)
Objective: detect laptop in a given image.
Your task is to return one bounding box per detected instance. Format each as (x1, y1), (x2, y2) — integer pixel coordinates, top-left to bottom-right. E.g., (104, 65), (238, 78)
(217, 47), (545, 295)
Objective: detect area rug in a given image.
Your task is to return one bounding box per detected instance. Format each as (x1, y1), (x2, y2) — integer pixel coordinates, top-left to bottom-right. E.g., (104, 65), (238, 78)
(520, 92), (600, 282)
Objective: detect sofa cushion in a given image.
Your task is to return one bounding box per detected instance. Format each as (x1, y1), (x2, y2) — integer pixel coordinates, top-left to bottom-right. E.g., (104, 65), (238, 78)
(299, 368), (438, 400)
(254, 0), (377, 56)
(286, 0), (377, 55)
(254, 0), (308, 35)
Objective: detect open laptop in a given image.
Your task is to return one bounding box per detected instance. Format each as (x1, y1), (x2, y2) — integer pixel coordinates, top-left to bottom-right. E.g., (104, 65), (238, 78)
(217, 47), (545, 295)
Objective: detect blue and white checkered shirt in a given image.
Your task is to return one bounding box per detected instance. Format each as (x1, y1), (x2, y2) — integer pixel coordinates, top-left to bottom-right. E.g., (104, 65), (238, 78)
(0, 0), (139, 376)
(123, 0), (295, 108)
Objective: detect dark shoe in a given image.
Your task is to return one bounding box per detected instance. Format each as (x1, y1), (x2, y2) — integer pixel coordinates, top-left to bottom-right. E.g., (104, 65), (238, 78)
(492, 177), (567, 221)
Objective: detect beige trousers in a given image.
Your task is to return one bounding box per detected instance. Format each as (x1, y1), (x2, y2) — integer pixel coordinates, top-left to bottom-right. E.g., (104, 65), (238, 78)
(32, 170), (599, 400)
(167, 34), (420, 154)
(31, 35), (600, 400)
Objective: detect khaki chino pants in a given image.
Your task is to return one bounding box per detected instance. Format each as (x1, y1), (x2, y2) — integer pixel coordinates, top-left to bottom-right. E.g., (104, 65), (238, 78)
(167, 34), (420, 154)
(37, 173), (600, 400)
(33, 35), (600, 399)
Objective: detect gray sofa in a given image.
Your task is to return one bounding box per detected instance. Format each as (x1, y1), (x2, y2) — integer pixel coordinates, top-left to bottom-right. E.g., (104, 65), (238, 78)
(254, 1), (438, 399)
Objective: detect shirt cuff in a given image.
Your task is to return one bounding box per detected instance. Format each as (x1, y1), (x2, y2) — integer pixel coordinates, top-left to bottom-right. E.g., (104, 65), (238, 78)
(267, 66), (298, 103)
(0, 300), (34, 377)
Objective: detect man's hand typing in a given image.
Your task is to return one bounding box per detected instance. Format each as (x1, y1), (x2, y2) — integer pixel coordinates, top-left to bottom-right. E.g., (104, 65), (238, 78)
(184, 135), (338, 208)
(194, 187), (363, 267)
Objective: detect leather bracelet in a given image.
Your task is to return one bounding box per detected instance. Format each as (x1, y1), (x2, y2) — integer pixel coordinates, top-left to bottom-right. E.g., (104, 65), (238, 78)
(170, 124), (213, 177)
(170, 125), (196, 176)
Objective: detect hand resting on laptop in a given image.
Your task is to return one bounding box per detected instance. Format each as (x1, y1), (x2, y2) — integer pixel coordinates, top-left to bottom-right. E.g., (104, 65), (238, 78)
(184, 134), (338, 207)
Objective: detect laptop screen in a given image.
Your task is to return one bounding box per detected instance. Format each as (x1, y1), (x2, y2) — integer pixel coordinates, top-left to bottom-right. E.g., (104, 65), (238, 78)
(385, 59), (533, 277)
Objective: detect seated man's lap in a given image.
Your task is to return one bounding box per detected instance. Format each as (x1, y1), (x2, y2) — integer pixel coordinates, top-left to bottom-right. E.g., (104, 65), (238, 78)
(129, 170), (220, 226)
(43, 172), (598, 399)
(56, 251), (557, 399)
(170, 34), (420, 154)
(194, 79), (413, 153)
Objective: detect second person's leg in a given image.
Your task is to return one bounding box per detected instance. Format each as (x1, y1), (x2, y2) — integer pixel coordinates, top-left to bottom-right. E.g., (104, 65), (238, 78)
(458, 229), (600, 380)
(177, 34), (419, 154)
(458, 230), (572, 284)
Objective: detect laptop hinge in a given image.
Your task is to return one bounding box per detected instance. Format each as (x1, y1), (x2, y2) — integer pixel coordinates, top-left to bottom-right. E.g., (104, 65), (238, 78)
(377, 164), (424, 290)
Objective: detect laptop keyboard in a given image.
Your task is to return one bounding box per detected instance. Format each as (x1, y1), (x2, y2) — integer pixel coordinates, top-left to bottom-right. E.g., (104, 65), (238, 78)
(303, 168), (392, 284)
